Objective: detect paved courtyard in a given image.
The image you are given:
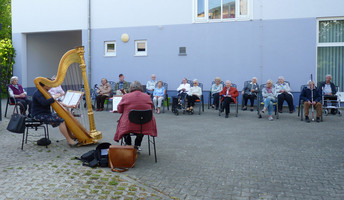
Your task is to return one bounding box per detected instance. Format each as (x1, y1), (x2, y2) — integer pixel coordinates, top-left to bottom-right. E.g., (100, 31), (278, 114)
(1, 100), (344, 200)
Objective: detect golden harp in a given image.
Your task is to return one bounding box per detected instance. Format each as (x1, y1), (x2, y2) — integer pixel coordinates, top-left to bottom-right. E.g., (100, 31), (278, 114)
(34, 46), (102, 145)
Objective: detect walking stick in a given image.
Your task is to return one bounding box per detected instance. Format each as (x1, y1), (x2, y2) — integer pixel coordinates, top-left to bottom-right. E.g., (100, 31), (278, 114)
(311, 74), (315, 121)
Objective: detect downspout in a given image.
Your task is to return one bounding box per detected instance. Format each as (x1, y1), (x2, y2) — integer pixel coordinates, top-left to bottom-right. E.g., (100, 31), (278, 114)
(87, 0), (92, 85)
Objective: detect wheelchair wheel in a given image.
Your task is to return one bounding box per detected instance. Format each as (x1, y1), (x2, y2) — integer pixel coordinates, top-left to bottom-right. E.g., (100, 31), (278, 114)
(338, 110), (342, 116)
(324, 109), (328, 116)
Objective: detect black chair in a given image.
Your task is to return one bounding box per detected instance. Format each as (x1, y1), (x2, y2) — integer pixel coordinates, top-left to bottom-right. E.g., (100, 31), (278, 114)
(208, 80), (224, 109)
(122, 110), (157, 163)
(23, 118), (50, 150)
(257, 84), (279, 119)
(241, 80), (259, 111)
(218, 83), (239, 117)
(4, 85), (24, 118)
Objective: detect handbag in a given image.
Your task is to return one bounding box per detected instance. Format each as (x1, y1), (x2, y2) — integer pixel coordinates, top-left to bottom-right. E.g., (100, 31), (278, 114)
(108, 145), (137, 172)
(7, 113), (26, 134)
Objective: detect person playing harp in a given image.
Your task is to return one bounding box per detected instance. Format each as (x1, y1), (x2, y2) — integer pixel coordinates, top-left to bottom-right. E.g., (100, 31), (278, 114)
(32, 81), (78, 146)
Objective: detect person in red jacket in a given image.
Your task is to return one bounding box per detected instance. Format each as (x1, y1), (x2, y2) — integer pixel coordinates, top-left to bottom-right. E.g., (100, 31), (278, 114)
(219, 80), (239, 118)
(114, 81), (157, 150)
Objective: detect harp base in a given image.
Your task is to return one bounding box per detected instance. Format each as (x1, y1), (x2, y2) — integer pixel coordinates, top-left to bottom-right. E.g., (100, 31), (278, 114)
(78, 131), (102, 146)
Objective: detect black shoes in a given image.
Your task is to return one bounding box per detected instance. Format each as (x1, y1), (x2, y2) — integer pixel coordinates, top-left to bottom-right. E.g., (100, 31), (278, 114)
(305, 116), (310, 123)
(225, 114), (229, 118)
(316, 117), (320, 123)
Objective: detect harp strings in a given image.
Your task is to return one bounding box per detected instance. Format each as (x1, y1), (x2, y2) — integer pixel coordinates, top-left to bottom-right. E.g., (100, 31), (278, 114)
(61, 63), (90, 131)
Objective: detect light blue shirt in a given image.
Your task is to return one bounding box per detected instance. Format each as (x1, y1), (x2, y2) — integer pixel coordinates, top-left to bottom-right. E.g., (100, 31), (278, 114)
(153, 87), (165, 96)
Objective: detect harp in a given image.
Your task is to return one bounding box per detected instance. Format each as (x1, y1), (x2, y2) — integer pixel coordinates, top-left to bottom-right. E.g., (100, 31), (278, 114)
(34, 46), (102, 145)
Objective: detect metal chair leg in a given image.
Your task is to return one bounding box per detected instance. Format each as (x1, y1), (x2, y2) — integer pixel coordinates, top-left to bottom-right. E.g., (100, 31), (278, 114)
(22, 127), (28, 150)
(153, 136), (157, 163)
(5, 98), (9, 118)
(148, 136), (151, 156)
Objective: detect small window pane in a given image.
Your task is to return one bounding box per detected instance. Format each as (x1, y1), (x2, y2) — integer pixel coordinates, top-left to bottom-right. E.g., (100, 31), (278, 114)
(223, 0), (235, 19)
(107, 44), (115, 52)
(240, 0), (247, 15)
(209, 0), (221, 19)
(137, 43), (146, 51)
(319, 20), (344, 43)
(197, 0), (205, 18)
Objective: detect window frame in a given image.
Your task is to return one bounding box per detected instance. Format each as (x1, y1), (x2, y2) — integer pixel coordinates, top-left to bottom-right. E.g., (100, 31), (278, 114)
(134, 40), (148, 57)
(104, 41), (116, 57)
(194, 0), (252, 23)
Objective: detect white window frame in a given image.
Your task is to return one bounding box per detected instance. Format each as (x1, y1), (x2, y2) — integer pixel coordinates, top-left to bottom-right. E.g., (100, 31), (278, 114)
(316, 17), (344, 84)
(134, 40), (148, 56)
(193, 0), (252, 23)
(104, 41), (116, 57)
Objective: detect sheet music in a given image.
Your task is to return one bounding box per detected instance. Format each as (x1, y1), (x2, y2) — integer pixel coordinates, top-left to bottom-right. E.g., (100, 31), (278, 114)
(62, 90), (83, 107)
(112, 96), (123, 112)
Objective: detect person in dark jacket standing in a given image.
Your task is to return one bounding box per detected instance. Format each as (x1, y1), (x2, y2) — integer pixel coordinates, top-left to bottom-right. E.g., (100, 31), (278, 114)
(32, 81), (77, 146)
(300, 80), (322, 123)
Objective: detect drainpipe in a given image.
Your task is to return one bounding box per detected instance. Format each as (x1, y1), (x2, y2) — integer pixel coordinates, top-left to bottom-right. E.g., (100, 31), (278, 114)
(87, 0), (92, 85)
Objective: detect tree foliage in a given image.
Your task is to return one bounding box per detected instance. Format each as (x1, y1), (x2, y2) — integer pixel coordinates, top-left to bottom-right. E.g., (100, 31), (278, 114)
(0, 38), (15, 94)
(0, 0), (12, 39)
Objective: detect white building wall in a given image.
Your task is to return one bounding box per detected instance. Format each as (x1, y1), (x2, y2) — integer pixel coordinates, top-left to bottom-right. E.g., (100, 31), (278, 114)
(12, 0), (88, 33)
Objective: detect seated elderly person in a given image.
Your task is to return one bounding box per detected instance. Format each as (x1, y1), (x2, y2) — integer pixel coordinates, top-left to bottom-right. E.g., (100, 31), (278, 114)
(275, 76), (294, 113)
(114, 81), (157, 150)
(219, 80), (239, 118)
(8, 76), (32, 117)
(319, 74), (337, 114)
(211, 77), (223, 110)
(152, 81), (165, 114)
(261, 80), (277, 121)
(177, 78), (191, 100)
(300, 80), (322, 123)
(241, 77), (259, 111)
(48, 75), (65, 101)
(96, 78), (112, 111)
(32, 81), (77, 146)
(114, 74), (130, 95)
(146, 74), (157, 95)
(186, 79), (202, 113)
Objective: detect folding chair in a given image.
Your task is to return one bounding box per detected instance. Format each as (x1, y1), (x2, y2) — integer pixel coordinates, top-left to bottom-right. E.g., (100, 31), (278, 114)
(257, 84), (279, 119)
(208, 80), (224, 109)
(121, 110), (157, 163)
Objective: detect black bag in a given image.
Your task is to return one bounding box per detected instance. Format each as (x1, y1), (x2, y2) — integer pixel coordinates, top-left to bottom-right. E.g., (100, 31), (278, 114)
(7, 113), (26, 133)
(75, 142), (111, 168)
(37, 138), (51, 146)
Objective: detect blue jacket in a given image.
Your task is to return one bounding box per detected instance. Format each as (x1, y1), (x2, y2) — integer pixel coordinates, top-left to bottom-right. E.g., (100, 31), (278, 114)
(300, 87), (321, 102)
(32, 89), (55, 117)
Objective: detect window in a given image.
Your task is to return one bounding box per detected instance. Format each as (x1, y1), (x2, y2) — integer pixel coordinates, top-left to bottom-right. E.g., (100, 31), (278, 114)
(194, 0), (250, 22)
(317, 18), (344, 90)
(179, 47), (187, 56)
(134, 40), (147, 56)
(104, 41), (116, 57)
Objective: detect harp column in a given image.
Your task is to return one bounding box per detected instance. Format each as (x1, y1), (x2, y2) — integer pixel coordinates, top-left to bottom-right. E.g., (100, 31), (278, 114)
(77, 47), (98, 136)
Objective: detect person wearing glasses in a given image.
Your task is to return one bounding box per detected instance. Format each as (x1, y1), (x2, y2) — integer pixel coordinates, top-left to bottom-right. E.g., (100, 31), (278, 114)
(186, 79), (202, 113)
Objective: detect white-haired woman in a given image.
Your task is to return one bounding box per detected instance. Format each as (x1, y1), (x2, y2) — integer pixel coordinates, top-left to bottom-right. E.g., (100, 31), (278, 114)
(261, 80), (277, 121)
(8, 76), (32, 117)
(211, 77), (223, 110)
(241, 77), (259, 111)
(275, 76), (294, 113)
(96, 78), (112, 111)
(186, 79), (202, 112)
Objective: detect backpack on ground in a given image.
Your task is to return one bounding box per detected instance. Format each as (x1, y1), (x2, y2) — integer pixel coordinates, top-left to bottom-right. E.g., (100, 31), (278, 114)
(75, 142), (111, 168)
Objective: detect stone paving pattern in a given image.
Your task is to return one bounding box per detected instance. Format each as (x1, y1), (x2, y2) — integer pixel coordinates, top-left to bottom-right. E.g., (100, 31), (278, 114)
(1, 101), (344, 200)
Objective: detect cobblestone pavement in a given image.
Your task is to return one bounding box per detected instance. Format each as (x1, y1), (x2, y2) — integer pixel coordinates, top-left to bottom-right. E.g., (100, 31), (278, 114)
(1, 101), (344, 200)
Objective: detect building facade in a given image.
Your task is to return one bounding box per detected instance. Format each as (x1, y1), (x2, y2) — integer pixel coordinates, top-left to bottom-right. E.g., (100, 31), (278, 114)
(12, 0), (344, 103)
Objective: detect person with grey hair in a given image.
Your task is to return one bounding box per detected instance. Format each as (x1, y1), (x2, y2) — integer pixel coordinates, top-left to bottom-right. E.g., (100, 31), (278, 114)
(319, 74), (338, 114)
(95, 78), (112, 111)
(300, 80), (322, 122)
(114, 81), (157, 150)
(211, 77), (223, 110)
(261, 80), (277, 121)
(152, 81), (165, 114)
(146, 74), (157, 95)
(275, 76), (294, 113)
(8, 76), (32, 117)
(219, 80), (239, 118)
(242, 77), (259, 111)
(186, 79), (202, 113)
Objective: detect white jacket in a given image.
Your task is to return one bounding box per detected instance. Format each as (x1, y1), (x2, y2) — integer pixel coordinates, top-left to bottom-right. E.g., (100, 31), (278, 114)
(187, 86), (202, 97)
